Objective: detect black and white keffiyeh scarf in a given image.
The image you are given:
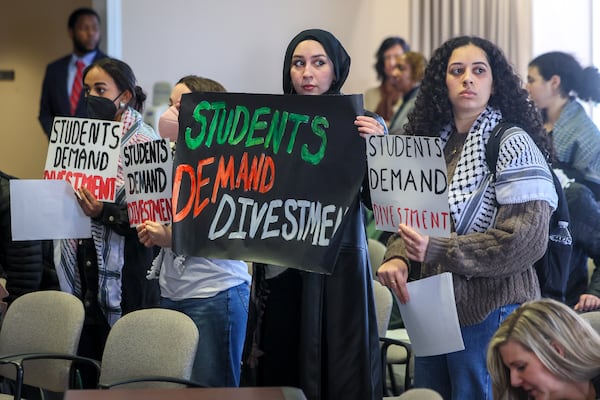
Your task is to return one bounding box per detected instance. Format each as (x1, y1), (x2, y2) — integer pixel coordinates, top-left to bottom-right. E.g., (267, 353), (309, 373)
(440, 106), (557, 235)
(56, 108), (159, 326)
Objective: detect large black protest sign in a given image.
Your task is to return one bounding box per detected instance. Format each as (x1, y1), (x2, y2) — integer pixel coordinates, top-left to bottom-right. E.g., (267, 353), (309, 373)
(172, 92), (364, 274)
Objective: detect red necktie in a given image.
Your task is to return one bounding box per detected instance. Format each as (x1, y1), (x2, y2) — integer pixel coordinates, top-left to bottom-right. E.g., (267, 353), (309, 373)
(70, 60), (85, 115)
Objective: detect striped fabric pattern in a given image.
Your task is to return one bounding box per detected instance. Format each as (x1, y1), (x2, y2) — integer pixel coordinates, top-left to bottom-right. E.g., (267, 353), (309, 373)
(69, 60), (85, 115)
(57, 107), (160, 326)
(440, 106), (557, 235)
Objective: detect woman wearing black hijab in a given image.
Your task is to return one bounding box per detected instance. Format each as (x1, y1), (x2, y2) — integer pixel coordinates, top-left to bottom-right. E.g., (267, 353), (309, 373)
(242, 29), (384, 400)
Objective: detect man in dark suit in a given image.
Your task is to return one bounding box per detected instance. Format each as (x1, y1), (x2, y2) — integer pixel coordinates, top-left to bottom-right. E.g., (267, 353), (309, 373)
(38, 7), (108, 138)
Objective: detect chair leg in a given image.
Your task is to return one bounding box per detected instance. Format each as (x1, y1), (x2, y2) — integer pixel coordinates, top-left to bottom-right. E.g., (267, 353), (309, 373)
(387, 363), (399, 395)
(381, 346), (390, 396)
(404, 348), (412, 391)
(14, 364), (24, 400)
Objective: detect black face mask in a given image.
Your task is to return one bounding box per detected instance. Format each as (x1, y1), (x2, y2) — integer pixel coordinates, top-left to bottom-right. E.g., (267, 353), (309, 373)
(85, 93), (121, 120)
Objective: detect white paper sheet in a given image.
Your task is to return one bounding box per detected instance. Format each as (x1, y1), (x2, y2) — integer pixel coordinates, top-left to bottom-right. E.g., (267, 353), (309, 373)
(397, 272), (465, 357)
(10, 179), (91, 240)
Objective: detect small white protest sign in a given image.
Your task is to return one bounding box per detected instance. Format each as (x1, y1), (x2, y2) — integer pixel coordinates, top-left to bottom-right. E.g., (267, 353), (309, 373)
(43, 116), (123, 202)
(366, 134), (451, 237)
(122, 138), (173, 227)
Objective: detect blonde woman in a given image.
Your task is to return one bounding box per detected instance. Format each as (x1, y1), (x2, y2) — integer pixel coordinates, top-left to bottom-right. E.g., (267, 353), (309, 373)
(487, 299), (600, 400)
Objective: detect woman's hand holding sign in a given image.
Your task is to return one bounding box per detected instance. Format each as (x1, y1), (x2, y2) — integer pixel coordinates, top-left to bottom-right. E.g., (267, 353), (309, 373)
(355, 115), (386, 138)
(137, 220), (172, 248)
(399, 223), (429, 262)
(377, 223), (429, 303)
(76, 187), (104, 218)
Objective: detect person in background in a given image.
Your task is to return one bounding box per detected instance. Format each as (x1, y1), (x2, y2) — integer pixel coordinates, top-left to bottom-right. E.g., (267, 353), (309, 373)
(364, 36), (410, 126)
(560, 180), (600, 312)
(527, 51), (600, 197)
(526, 51), (600, 311)
(39, 7), (108, 138)
(377, 36), (557, 399)
(243, 29), (385, 400)
(487, 298), (600, 400)
(157, 75), (225, 143)
(54, 57), (160, 387)
(137, 75), (251, 387)
(576, 261), (600, 312)
(364, 47), (418, 249)
(363, 45), (418, 252)
(388, 51), (427, 134)
(0, 170), (58, 306)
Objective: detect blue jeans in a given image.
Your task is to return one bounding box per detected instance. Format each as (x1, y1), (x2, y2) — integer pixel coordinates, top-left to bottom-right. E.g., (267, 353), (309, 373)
(160, 283), (250, 387)
(413, 303), (518, 400)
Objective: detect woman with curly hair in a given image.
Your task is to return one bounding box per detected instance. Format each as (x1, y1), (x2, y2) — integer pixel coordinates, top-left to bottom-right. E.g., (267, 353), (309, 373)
(376, 36), (558, 399)
(487, 298), (600, 400)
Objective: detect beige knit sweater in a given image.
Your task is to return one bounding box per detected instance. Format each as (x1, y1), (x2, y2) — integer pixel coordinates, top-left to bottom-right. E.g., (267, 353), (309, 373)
(383, 134), (550, 326)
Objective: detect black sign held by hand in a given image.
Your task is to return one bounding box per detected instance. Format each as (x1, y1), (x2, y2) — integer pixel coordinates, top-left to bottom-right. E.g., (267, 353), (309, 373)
(172, 92), (365, 274)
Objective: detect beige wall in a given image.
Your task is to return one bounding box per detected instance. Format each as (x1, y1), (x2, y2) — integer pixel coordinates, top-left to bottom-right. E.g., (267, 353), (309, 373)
(0, 0), (411, 179)
(3, 1), (595, 179)
(531, 0), (598, 123)
(0, 1), (94, 179)
(119, 0), (411, 103)
(532, 0), (593, 64)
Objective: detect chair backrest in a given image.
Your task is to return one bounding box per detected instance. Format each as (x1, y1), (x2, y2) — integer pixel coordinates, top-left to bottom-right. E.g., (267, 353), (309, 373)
(394, 388), (443, 399)
(372, 280), (393, 338)
(281, 386), (308, 400)
(0, 290), (84, 392)
(368, 238), (387, 279)
(580, 311), (600, 334)
(98, 308), (199, 389)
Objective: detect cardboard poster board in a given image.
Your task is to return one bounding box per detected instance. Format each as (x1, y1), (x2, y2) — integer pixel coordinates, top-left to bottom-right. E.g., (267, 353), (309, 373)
(43, 116), (122, 202)
(366, 134), (451, 237)
(172, 92), (365, 274)
(123, 138), (173, 227)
